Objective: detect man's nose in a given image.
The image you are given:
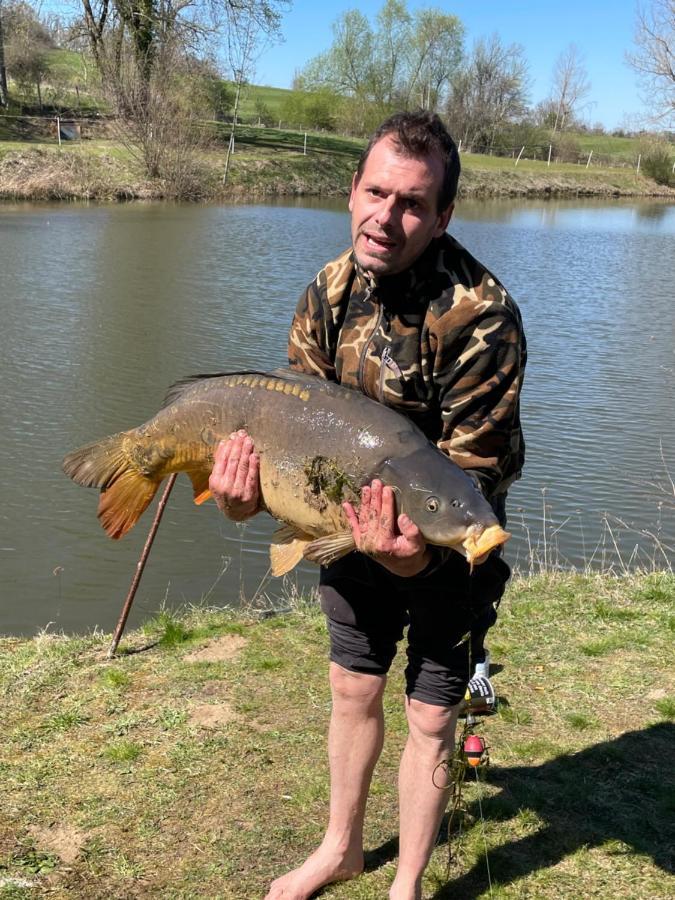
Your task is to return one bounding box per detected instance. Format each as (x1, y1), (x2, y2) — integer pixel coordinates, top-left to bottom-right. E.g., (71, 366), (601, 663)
(375, 195), (398, 228)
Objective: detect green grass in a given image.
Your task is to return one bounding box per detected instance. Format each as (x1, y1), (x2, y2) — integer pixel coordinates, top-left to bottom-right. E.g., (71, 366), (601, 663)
(0, 572), (673, 898)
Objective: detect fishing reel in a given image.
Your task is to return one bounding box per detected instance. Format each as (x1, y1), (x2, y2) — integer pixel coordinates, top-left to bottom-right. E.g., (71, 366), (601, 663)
(460, 674), (497, 719)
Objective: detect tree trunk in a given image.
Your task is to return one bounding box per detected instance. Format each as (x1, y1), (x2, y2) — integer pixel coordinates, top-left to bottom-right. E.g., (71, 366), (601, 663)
(0, 6), (8, 108)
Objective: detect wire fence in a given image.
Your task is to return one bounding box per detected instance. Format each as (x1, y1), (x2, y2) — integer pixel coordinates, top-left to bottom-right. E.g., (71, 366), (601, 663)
(1, 112), (671, 173)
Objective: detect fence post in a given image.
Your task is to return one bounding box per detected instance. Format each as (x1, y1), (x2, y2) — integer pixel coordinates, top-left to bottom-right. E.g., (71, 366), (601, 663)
(56, 116), (61, 147)
(547, 144), (552, 167)
(586, 150), (593, 169)
(515, 146), (525, 166)
(637, 154), (641, 174)
(457, 139), (462, 154)
(303, 132), (307, 155)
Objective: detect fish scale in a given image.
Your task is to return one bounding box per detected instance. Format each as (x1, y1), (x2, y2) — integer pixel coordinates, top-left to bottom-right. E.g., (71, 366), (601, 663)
(63, 369), (509, 574)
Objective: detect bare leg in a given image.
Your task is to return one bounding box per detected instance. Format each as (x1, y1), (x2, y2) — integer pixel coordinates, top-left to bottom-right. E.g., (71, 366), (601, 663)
(265, 663), (386, 900)
(389, 698), (460, 900)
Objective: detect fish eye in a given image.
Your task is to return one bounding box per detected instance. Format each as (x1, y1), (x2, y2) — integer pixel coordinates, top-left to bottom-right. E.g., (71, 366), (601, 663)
(451, 499), (463, 508)
(426, 497), (440, 512)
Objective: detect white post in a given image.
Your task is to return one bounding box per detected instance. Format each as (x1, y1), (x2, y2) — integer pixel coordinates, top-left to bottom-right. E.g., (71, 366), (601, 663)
(56, 116), (61, 147)
(637, 154), (641, 174)
(457, 139), (462, 154)
(303, 132), (307, 155)
(547, 144), (552, 167)
(586, 150), (593, 169)
(515, 145), (525, 166)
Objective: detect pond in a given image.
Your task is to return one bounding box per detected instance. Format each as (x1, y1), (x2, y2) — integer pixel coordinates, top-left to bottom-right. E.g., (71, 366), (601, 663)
(1, 197), (673, 634)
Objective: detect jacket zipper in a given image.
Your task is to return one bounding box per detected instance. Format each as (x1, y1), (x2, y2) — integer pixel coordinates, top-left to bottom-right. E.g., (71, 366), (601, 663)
(357, 288), (383, 397)
(378, 345), (403, 403)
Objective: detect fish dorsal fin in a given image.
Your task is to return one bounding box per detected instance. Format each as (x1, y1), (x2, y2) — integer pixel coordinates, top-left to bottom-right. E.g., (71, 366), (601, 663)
(188, 471), (212, 505)
(270, 525), (314, 577)
(303, 532), (356, 567)
(161, 371), (271, 409)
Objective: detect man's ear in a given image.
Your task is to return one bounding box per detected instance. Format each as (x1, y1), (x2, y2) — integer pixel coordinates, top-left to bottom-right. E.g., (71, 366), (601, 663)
(434, 202), (454, 237)
(348, 172), (359, 213)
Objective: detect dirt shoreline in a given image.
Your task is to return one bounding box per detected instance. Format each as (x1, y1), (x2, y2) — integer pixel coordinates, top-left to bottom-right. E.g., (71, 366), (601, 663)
(1, 146), (673, 203)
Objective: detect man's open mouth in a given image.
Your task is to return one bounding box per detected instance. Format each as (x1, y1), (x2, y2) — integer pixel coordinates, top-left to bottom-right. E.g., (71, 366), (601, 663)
(363, 232), (397, 252)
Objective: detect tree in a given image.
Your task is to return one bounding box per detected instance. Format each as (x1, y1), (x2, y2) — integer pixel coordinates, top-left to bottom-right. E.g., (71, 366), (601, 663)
(296, 0), (464, 135)
(627, 0), (675, 126)
(406, 8), (463, 110)
(444, 35), (529, 153)
(549, 43), (591, 132)
(0, 1), (8, 107)
(77, 0), (284, 109)
(73, 0), (285, 184)
(2, 1), (53, 109)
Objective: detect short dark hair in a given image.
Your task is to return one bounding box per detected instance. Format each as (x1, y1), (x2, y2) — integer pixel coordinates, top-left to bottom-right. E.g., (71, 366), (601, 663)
(356, 110), (461, 211)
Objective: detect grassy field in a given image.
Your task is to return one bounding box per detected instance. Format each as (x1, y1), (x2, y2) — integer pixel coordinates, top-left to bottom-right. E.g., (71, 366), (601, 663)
(1, 572), (673, 899)
(0, 131), (672, 202)
(1, 58), (673, 200)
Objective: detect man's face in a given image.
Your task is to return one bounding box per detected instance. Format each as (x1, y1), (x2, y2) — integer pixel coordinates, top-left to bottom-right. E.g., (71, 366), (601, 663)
(349, 135), (453, 277)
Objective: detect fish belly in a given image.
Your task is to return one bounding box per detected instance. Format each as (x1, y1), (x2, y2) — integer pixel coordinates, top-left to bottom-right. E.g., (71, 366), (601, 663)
(258, 455), (348, 537)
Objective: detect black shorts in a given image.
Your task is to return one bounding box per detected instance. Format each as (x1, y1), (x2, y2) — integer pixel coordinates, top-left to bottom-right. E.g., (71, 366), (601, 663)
(319, 549), (510, 708)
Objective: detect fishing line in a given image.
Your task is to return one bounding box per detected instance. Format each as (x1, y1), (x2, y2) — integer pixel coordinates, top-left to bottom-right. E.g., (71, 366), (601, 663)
(474, 765), (493, 897)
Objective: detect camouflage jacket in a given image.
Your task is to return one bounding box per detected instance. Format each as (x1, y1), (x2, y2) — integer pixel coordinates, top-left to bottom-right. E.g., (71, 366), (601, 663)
(288, 232), (526, 499)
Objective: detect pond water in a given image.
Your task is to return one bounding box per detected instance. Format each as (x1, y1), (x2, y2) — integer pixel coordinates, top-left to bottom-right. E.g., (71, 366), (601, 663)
(1, 197), (673, 635)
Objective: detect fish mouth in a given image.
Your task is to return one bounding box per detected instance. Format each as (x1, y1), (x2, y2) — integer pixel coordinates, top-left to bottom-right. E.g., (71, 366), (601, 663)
(460, 524), (511, 568)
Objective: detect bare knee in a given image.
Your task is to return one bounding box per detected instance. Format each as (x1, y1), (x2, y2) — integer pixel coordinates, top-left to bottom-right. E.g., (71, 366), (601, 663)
(329, 662), (386, 710)
(405, 697), (459, 748)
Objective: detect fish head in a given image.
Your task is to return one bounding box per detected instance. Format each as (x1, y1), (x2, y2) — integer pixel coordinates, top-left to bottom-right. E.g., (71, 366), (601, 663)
(379, 446), (510, 563)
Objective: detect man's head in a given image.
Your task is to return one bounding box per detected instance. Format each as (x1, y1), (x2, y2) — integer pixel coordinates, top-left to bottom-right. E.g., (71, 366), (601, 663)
(349, 111), (460, 277)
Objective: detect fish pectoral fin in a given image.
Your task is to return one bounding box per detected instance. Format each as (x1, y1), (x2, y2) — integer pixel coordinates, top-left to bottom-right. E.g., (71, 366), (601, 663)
(269, 525), (314, 577)
(188, 472), (212, 505)
(303, 532), (356, 568)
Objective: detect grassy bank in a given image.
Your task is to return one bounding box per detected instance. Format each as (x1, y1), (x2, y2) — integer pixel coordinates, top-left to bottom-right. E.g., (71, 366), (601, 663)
(1, 572), (673, 898)
(0, 130), (673, 202)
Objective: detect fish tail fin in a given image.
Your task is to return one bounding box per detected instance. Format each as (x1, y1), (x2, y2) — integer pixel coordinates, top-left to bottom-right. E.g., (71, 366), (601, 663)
(62, 434), (160, 539)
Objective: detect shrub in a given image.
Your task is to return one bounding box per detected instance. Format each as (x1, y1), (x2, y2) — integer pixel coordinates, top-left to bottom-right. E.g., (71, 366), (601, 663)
(551, 132), (582, 164)
(640, 142), (675, 186)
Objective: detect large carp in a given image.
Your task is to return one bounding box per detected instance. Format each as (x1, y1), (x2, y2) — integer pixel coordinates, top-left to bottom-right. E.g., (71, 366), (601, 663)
(62, 370), (509, 575)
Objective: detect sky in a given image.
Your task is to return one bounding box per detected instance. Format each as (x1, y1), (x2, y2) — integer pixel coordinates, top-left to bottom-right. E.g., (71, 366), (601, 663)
(253, 0), (647, 131)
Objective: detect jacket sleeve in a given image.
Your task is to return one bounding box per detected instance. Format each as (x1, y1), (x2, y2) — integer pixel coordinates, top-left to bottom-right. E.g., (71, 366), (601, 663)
(287, 277), (337, 380)
(432, 298), (526, 499)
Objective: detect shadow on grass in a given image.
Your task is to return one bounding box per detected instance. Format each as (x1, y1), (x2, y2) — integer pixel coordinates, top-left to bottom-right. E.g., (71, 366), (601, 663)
(427, 722), (674, 898)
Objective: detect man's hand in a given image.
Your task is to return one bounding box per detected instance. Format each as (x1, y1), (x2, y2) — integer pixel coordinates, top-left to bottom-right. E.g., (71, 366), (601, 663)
(209, 430), (261, 521)
(342, 479), (431, 577)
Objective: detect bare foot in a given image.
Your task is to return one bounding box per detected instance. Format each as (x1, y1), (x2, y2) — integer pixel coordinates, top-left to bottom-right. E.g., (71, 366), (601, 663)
(264, 843), (364, 900)
(388, 876), (422, 900)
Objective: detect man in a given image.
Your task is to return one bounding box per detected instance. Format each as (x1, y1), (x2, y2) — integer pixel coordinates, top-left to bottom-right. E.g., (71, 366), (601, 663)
(209, 111), (526, 900)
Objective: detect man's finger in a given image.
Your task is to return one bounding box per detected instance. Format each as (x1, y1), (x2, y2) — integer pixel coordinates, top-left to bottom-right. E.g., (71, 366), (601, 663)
(397, 513), (421, 541)
(342, 501), (360, 538)
(368, 480), (382, 527)
(232, 436), (254, 493)
(380, 485), (396, 534)
(224, 434), (244, 483)
(358, 485), (371, 530)
(210, 440), (232, 480)
(244, 453), (260, 500)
